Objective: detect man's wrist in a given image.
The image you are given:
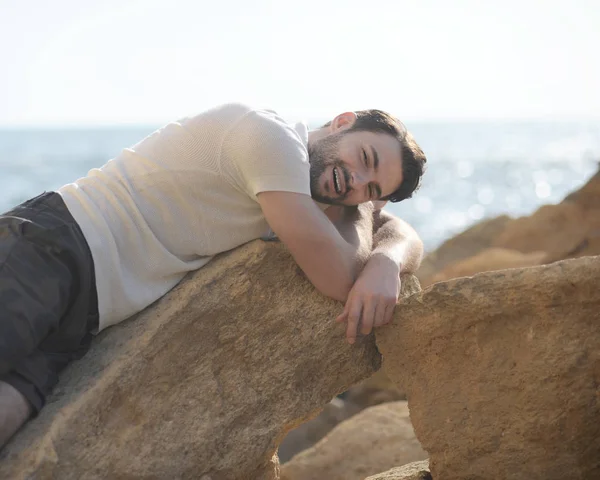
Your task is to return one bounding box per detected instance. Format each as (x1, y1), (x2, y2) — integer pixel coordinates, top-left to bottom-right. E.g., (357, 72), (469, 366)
(365, 252), (402, 275)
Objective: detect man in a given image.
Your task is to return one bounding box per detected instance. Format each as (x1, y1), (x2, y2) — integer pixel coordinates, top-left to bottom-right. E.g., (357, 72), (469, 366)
(0, 103), (426, 448)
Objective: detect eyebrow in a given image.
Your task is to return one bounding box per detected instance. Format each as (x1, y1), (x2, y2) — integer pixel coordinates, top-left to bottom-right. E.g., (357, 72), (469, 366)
(369, 145), (382, 198)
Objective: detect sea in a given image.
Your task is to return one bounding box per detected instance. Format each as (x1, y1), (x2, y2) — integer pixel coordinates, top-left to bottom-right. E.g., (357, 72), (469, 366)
(1, 120), (599, 252)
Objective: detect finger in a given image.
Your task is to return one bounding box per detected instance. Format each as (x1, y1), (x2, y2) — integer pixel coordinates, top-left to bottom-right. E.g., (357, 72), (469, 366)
(336, 298), (351, 323)
(373, 299), (386, 327)
(360, 298), (376, 335)
(336, 310), (348, 323)
(346, 299), (363, 344)
(383, 301), (396, 325)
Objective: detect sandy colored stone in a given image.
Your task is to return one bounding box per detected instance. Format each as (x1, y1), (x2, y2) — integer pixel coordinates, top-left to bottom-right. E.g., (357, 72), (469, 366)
(281, 402), (428, 480)
(344, 369), (406, 407)
(278, 370), (406, 463)
(378, 255), (600, 480)
(416, 215), (512, 286)
(492, 169), (600, 261)
(277, 397), (362, 464)
(420, 169), (600, 287)
(0, 240), (425, 480)
(430, 247), (547, 283)
(493, 202), (588, 256)
(364, 460), (431, 480)
(563, 165), (600, 208)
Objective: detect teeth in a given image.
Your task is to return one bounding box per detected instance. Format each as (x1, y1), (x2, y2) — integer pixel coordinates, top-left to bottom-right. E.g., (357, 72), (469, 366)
(333, 168), (341, 194)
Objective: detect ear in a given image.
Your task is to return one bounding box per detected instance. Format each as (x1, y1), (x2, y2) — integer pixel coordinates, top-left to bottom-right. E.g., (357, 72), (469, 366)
(329, 112), (357, 132)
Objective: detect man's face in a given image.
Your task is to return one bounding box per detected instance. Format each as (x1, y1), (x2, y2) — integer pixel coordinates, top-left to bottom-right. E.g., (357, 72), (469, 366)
(308, 129), (404, 206)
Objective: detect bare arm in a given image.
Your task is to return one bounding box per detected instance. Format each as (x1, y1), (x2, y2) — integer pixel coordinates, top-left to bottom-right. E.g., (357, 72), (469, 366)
(325, 203), (423, 273)
(323, 203), (374, 259)
(334, 203), (424, 343)
(370, 208), (424, 273)
(257, 191), (370, 302)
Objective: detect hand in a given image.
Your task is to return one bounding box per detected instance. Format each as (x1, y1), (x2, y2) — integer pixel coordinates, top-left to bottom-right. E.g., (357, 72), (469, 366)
(336, 254), (401, 344)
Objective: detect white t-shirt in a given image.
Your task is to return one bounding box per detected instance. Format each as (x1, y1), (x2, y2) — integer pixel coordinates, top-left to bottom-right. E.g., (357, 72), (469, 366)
(58, 103), (312, 331)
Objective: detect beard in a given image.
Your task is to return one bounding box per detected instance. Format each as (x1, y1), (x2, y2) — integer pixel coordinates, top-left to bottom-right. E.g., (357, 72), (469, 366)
(307, 132), (352, 205)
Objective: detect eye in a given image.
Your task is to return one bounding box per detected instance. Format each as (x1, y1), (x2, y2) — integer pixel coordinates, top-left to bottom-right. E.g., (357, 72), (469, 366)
(362, 148), (368, 167)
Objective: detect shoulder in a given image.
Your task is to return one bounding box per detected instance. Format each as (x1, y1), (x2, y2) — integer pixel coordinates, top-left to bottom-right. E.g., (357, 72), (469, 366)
(222, 105), (308, 164)
(179, 102), (253, 131)
(185, 103), (298, 138)
(229, 106), (305, 149)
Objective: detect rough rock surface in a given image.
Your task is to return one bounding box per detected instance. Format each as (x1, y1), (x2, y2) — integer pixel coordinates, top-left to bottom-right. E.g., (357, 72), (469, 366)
(378, 255), (600, 480)
(364, 460), (431, 480)
(494, 169), (600, 263)
(344, 369), (406, 406)
(277, 397), (362, 464)
(0, 240), (424, 480)
(416, 215), (512, 286)
(278, 369), (406, 463)
(429, 247), (547, 284)
(281, 402), (427, 480)
(418, 168), (600, 287)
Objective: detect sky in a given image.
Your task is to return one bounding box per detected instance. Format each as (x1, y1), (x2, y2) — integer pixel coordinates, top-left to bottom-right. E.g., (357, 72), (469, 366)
(1, 0), (599, 126)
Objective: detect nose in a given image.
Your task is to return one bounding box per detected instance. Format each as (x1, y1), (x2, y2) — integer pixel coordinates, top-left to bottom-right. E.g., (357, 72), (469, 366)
(351, 170), (369, 189)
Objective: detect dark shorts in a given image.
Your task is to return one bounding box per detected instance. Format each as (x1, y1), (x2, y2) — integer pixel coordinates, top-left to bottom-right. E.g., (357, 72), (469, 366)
(0, 192), (98, 413)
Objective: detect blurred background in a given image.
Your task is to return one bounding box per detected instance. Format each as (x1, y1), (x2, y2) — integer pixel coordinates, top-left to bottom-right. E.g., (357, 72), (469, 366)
(1, 0), (599, 250)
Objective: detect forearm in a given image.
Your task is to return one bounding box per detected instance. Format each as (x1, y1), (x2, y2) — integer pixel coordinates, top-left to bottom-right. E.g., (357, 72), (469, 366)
(257, 192), (377, 304)
(312, 204), (375, 302)
(335, 204), (375, 264)
(370, 212), (423, 274)
(335, 208), (422, 344)
(332, 204), (423, 274)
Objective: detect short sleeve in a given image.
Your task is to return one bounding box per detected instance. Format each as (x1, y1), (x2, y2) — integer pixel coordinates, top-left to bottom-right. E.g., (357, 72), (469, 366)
(222, 109), (312, 199)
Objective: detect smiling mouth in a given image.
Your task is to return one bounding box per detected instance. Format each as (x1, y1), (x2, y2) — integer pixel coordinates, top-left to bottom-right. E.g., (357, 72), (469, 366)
(333, 167), (342, 195)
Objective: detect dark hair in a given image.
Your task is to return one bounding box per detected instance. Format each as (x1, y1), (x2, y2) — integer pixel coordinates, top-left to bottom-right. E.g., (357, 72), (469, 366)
(324, 110), (427, 202)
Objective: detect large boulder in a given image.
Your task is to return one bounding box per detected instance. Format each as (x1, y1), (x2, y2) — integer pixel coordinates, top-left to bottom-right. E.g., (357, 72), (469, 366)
(492, 202), (590, 259)
(364, 460), (431, 480)
(416, 215), (512, 286)
(1, 240), (415, 480)
(277, 397), (362, 464)
(417, 168), (600, 287)
(429, 247), (547, 284)
(342, 369), (406, 407)
(281, 402), (427, 480)
(278, 369), (406, 464)
(496, 168), (600, 263)
(378, 255), (600, 479)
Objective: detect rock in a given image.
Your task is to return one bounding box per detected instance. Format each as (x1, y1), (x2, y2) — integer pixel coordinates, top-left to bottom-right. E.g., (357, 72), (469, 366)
(377, 255), (600, 480)
(494, 170), (600, 262)
(277, 397), (362, 464)
(280, 402), (428, 480)
(278, 371), (406, 464)
(419, 169), (600, 286)
(364, 460), (431, 480)
(492, 202), (589, 258)
(563, 167), (600, 208)
(430, 247), (547, 284)
(343, 369), (406, 407)
(416, 215), (512, 286)
(1, 240), (420, 480)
